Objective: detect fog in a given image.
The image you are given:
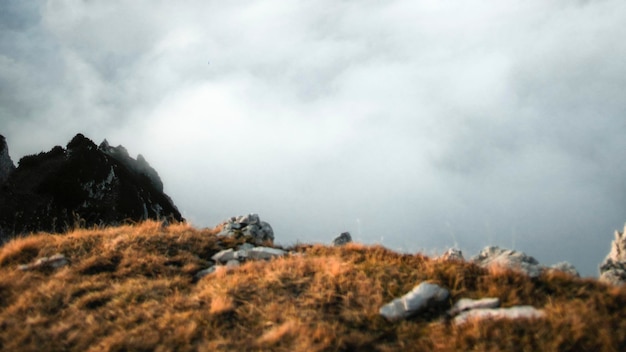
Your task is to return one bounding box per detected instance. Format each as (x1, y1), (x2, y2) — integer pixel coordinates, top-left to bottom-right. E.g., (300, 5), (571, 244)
(2, 0), (626, 276)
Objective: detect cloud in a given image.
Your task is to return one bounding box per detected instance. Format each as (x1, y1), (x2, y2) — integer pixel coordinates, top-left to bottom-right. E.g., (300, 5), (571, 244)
(1, 0), (626, 276)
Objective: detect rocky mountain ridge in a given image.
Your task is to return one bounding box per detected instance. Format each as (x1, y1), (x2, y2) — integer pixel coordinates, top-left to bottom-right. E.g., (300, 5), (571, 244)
(0, 135), (15, 185)
(0, 133), (182, 240)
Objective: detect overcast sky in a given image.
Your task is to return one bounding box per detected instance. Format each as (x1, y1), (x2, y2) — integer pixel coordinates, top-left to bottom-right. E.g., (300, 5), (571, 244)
(2, 0), (626, 276)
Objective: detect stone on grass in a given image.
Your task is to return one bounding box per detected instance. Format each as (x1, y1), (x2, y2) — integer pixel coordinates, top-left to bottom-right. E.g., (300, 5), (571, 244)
(448, 298), (500, 316)
(453, 306), (545, 325)
(471, 246), (542, 278)
(19, 253), (69, 271)
(211, 246), (287, 264)
(440, 248), (464, 261)
(244, 247), (287, 260)
(332, 232), (352, 246)
(216, 214), (274, 244)
(211, 249), (237, 263)
(379, 282), (449, 321)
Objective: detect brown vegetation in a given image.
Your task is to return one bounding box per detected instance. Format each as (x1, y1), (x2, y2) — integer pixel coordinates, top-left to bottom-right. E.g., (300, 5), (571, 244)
(0, 220), (624, 351)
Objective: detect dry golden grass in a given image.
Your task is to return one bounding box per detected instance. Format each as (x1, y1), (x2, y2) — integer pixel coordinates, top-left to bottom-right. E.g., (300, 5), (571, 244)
(0, 220), (624, 351)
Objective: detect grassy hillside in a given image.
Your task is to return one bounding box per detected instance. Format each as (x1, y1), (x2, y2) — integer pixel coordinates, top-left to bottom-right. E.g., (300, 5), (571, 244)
(0, 221), (624, 351)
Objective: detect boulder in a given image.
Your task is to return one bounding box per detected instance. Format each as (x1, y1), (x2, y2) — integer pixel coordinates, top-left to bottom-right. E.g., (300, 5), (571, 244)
(211, 249), (238, 263)
(599, 225), (626, 285)
(0, 134), (182, 240)
(0, 135), (15, 185)
(453, 306), (546, 325)
(216, 214), (274, 244)
(211, 246), (287, 264)
(471, 246), (542, 278)
(332, 232), (352, 246)
(448, 297), (500, 317)
(244, 247), (287, 260)
(379, 282), (449, 321)
(440, 248), (464, 261)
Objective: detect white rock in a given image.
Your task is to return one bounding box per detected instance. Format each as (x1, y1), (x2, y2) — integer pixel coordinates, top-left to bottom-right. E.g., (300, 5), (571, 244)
(440, 248), (464, 261)
(453, 306), (545, 325)
(244, 247), (287, 260)
(18, 253), (68, 271)
(226, 259), (240, 268)
(211, 249), (237, 263)
(606, 226), (626, 263)
(379, 282), (449, 321)
(472, 246), (542, 278)
(599, 225), (626, 285)
(448, 298), (500, 316)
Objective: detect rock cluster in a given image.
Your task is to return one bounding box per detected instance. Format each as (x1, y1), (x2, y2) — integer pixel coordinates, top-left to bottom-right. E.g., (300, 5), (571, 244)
(0, 134), (182, 240)
(469, 246), (578, 278)
(599, 225), (626, 285)
(215, 214), (274, 244)
(471, 246), (543, 278)
(195, 243), (288, 280)
(379, 282), (545, 325)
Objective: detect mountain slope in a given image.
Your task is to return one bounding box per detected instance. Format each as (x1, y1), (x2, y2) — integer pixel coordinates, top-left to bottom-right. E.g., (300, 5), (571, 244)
(0, 221), (624, 351)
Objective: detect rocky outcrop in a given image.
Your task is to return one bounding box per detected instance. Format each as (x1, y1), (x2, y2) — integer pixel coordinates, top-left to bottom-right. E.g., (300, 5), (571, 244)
(0, 135), (15, 185)
(332, 232), (352, 246)
(471, 246), (543, 278)
(440, 248), (464, 261)
(379, 282), (450, 321)
(599, 225), (626, 285)
(215, 214), (274, 244)
(0, 134), (182, 240)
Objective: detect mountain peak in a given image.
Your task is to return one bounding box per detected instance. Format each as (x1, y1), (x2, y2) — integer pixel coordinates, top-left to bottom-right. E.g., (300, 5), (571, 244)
(0, 134), (15, 184)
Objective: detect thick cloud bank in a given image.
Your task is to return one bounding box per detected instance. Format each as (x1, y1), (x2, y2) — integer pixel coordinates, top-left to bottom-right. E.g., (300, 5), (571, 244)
(2, 0), (626, 276)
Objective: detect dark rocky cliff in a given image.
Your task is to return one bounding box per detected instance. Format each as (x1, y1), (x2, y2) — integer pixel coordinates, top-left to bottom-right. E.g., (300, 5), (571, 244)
(0, 134), (183, 240)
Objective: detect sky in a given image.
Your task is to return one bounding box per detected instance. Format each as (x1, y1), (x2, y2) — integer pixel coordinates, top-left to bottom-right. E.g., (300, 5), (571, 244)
(1, 0), (626, 276)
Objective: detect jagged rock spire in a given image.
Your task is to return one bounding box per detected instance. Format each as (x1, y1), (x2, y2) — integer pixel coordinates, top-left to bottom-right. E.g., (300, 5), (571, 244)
(0, 135), (16, 184)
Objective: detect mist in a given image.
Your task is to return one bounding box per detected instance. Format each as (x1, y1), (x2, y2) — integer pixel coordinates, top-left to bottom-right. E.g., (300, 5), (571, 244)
(2, 0), (626, 276)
